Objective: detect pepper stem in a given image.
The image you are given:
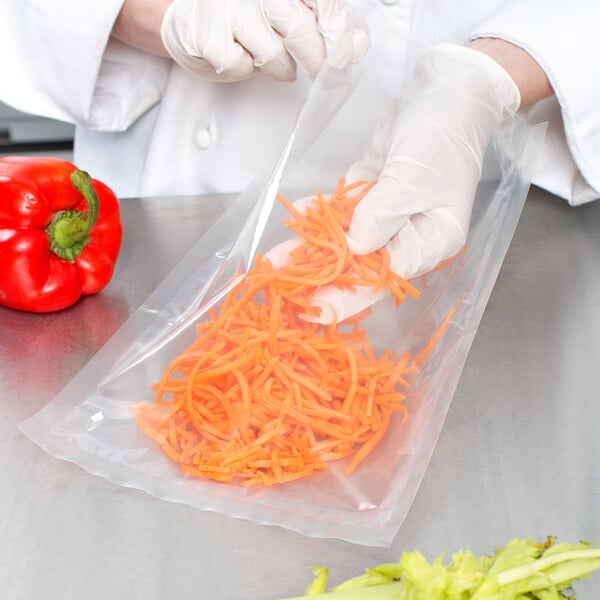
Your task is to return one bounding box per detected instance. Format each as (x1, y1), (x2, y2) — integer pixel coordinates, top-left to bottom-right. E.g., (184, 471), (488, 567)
(46, 169), (100, 262)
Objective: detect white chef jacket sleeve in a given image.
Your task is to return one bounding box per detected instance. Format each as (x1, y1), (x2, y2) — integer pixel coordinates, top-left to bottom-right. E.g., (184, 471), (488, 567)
(0, 0), (170, 132)
(468, 0), (600, 205)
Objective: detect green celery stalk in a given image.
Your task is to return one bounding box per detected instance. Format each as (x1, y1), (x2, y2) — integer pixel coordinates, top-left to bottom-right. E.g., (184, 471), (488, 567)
(280, 538), (600, 600)
(497, 550), (600, 586)
(282, 581), (405, 600)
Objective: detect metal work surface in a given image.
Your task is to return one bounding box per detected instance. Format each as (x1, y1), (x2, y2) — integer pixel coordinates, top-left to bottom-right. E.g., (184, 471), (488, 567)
(1, 188), (599, 599)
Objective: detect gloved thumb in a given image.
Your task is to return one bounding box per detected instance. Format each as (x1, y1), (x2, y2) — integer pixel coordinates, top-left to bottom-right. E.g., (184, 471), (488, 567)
(386, 208), (467, 280)
(304, 0), (370, 69)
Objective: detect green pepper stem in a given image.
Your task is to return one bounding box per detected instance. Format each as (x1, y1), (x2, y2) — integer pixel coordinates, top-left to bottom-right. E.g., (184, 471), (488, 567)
(46, 169), (100, 262)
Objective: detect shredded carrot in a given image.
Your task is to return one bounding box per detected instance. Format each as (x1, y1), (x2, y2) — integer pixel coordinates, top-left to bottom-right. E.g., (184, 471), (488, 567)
(132, 179), (456, 486)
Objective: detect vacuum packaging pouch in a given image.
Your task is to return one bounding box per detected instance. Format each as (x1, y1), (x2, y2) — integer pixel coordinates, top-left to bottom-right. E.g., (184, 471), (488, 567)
(19, 61), (544, 547)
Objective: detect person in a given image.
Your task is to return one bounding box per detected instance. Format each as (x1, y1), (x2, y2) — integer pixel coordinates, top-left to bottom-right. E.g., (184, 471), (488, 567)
(1, 1), (599, 321)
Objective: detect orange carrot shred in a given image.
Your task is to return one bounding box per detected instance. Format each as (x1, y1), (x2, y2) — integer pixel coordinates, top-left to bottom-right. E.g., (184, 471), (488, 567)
(132, 178), (455, 486)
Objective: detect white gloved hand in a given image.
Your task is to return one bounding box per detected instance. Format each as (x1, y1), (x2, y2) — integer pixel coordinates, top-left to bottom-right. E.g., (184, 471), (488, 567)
(268, 43), (520, 323)
(160, 0), (369, 82)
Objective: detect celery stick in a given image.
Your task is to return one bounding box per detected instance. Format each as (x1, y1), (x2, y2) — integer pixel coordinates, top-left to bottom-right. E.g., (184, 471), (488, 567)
(281, 581), (405, 600)
(497, 550), (600, 586)
(282, 537), (600, 600)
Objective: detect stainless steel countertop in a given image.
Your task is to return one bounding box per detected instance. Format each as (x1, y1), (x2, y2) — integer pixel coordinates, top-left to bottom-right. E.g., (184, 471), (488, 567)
(1, 187), (599, 599)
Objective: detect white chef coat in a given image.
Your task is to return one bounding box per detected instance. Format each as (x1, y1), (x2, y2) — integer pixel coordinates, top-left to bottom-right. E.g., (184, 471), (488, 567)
(0, 0), (599, 205)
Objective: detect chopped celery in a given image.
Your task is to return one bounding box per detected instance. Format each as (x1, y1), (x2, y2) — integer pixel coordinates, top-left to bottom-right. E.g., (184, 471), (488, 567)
(281, 537), (600, 600)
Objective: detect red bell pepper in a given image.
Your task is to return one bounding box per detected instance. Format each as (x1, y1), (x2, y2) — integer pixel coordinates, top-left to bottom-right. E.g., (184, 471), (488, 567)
(0, 156), (122, 312)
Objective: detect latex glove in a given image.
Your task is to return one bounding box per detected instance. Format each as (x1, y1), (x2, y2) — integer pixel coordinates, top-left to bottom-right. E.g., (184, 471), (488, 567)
(160, 0), (368, 82)
(268, 43), (520, 323)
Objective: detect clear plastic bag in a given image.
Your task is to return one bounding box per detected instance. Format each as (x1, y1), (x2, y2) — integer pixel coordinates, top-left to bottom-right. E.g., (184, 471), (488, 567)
(19, 63), (544, 547)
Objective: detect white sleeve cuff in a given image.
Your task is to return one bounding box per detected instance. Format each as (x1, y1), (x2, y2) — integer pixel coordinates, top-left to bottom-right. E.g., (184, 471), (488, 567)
(468, 0), (600, 204)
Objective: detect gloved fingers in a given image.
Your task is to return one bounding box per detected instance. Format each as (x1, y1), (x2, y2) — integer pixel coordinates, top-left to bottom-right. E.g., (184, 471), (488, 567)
(164, 51), (247, 82)
(264, 236), (304, 270)
(303, 0), (370, 69)
(196, 39), (257, 81)
(301, 284), (389, 324)
(161, 0), (257, 82)
(263, 238), (390, 323)
(290, 193), (324, 215)
(263, 0), (326, 79)
(386, 208), (468, 281)
(234, 3), (299, 82)
(265, 212), (466, 325)
(346, 150), (475, 257)
(345, 172), (419, 256)
(161, 0), (368, 81)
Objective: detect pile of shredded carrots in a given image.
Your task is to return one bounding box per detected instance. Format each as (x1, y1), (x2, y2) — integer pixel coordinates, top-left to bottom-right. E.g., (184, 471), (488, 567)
(132, 179), (453, 486)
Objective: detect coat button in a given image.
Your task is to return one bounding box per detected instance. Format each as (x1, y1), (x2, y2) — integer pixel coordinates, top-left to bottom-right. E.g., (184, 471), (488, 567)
(194, 126), (214, 149)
